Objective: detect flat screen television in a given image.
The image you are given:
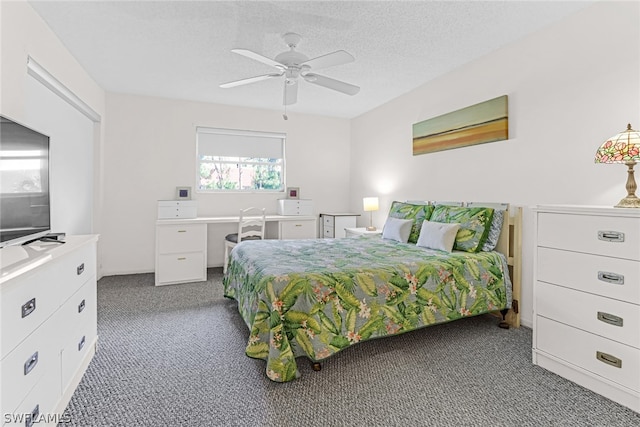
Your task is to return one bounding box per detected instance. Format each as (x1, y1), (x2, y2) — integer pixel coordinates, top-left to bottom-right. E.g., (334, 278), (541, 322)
(0, 115), (51, 248)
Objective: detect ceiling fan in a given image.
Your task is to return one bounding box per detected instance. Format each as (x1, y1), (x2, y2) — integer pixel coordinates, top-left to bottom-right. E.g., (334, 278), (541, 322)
(220, 32), (360, 106)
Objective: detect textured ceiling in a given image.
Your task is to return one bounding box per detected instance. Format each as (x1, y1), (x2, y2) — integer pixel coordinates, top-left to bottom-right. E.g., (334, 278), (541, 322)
(28, 1), (593, 118)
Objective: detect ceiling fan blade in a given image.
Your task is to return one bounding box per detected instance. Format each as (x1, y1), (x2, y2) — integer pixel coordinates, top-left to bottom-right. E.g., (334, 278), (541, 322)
(231, 48), (284, 69)
(283, 81), (298, 105)
(220, 72), (282, 88)
(301, 50), (354, 70)
(303, 73), (360, 96)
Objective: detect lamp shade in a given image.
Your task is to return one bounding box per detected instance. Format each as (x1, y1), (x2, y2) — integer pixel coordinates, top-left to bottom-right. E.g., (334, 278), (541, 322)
(363, 197), (379, 212)
(595, 124), (640, 164)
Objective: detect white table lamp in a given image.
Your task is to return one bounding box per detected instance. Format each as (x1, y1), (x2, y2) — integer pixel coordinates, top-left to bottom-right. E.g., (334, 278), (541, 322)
(363, 197), (379, 231)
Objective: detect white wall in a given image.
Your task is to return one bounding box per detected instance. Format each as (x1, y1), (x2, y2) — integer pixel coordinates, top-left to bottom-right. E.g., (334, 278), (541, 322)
(349, 1), (640, 327)
(100, 93), (351, 275)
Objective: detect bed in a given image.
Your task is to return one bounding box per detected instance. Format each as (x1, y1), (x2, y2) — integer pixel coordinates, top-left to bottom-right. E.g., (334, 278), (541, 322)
(223, 202), (522, 382)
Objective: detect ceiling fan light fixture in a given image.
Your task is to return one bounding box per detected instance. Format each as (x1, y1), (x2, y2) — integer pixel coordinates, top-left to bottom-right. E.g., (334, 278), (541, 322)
(222, 32), (360, 106)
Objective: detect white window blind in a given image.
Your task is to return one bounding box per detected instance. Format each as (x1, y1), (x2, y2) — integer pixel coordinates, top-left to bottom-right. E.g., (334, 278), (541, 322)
(196, 127), (285, 192)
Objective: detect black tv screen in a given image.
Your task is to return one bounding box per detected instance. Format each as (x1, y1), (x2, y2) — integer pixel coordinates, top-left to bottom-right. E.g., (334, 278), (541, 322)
(0, 116), (51, 247)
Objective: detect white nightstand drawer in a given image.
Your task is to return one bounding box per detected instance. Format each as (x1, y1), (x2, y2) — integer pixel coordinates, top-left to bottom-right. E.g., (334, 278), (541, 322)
(157, 252), (206, 284)
(323, 227), (334, 238)
(536, 316), (640, 392)
(537, 247), (640, 303)
(323, 216), (335, 227)
(157, 224), (206, 254)
(537, 212), (640, 260)
(536, 281), (640, 348)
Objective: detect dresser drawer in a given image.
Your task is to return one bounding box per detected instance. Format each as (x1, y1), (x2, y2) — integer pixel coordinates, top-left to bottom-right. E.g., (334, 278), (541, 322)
(536, 281), (640, 348)
(1, 321), (56, 416)
(1, 272), (59, 360)
(57, 280), (97, 339)
(537, 247), (639, 303)
(280, 220), (316, 239)
(322, 216), (335, 227)
(60, 306), (97, 393)
(537, 212), (640, 260)
(157, 252), (206, 284)
(157, 224), (206, 254)
(536, 316), (640, 392)
(3, 362), (61, 426)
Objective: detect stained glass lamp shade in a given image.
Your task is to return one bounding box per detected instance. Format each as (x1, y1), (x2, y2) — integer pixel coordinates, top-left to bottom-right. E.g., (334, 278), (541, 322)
(595, 123), (640, 208)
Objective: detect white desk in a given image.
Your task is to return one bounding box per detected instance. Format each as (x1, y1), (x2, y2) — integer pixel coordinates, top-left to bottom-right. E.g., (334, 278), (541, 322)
(155, 215), (317, 285)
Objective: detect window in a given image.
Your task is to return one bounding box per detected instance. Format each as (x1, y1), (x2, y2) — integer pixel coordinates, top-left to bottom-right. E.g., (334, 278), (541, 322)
(196, 127), (285, 192)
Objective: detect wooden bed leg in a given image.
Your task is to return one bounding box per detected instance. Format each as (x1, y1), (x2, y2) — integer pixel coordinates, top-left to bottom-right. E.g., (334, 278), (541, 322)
(499, 308), (510, 329)
(311, 362), (322, 372)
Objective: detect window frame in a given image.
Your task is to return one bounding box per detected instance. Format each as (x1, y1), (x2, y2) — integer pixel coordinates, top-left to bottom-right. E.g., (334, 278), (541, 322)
(195, 127), (286, 194)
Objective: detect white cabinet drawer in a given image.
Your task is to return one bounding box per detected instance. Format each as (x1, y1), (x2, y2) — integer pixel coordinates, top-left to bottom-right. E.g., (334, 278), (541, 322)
(3, 363), (61, 426)
(1, 321), (56, 416)
(157, 224), (206, 254)
(57, 280), (97, 393)
(1, 269), (60, 360)
(280, 220), (316, 239)
(323, 216), (335, 227)
(323, 226), (334, 238)
(536, 281), (640, 348)
(536, 316), (640, 392)
(537, 212), (640, 260)
(537, 247), (640, 303)
(157, 252), (206, 284)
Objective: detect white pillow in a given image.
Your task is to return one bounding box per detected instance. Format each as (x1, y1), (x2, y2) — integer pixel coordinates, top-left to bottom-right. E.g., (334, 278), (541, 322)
(416, 221), (461, 252)
(381, 217), (413, 243)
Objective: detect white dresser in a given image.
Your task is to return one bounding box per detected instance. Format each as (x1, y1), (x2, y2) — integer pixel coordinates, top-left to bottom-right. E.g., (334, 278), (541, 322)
(1, 235), (98, 426)
(533, 205), (639, 412)
(320, 213), (359, 238)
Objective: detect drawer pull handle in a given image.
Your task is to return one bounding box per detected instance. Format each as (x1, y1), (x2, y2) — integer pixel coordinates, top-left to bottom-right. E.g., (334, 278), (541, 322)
(78, 299), (86, 313)
(597, 230), (625, 242)
(177, 257), (186, 261)
(26, 404), (39, 427)
(177, 230), (187, 233)
(295, 224), (302, 227)
(596, 351), (622, 368)
(21, 298), (36, 318)
(78, 335), (86, 351)
(597, 271), (624, 285)
(24, 351), (38, 375)
(77, 262), (85, 275)
(597, 311), (623, 327)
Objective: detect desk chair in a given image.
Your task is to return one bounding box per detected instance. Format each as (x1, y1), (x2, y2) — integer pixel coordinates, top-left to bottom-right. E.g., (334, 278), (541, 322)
(223, 207), (266, 274)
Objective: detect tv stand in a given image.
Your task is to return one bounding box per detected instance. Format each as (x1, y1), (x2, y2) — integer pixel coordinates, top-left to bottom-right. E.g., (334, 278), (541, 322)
(1, 235), (98, 425)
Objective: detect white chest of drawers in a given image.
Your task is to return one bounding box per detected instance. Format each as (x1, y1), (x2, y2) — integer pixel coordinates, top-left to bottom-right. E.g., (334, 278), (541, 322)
(1, 235), (98, 426)
(320, 213), (359, 238)
(533, 205), (640, 412)
(277, 199), (313, 216)
(155, 222), (207, 286)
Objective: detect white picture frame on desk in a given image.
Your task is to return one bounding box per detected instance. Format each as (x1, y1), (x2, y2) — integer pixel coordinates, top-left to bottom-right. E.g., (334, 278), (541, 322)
(176, 186), (191, 200)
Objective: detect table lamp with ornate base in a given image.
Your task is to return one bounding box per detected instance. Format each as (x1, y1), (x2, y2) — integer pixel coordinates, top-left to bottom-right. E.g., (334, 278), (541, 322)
(595, 124), (640, 208)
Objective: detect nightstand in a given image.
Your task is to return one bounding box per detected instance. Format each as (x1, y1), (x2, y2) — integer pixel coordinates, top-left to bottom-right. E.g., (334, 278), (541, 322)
(320, 213), (359, 238)
(345, 227), (382, 237)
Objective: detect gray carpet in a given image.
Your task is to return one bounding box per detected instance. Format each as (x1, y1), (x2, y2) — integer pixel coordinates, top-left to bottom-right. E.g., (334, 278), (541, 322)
(60, 269), (640, 426)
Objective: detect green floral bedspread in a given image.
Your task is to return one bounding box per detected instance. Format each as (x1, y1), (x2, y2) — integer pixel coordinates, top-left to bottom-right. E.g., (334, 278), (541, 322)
(223, 235), (512, 382)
